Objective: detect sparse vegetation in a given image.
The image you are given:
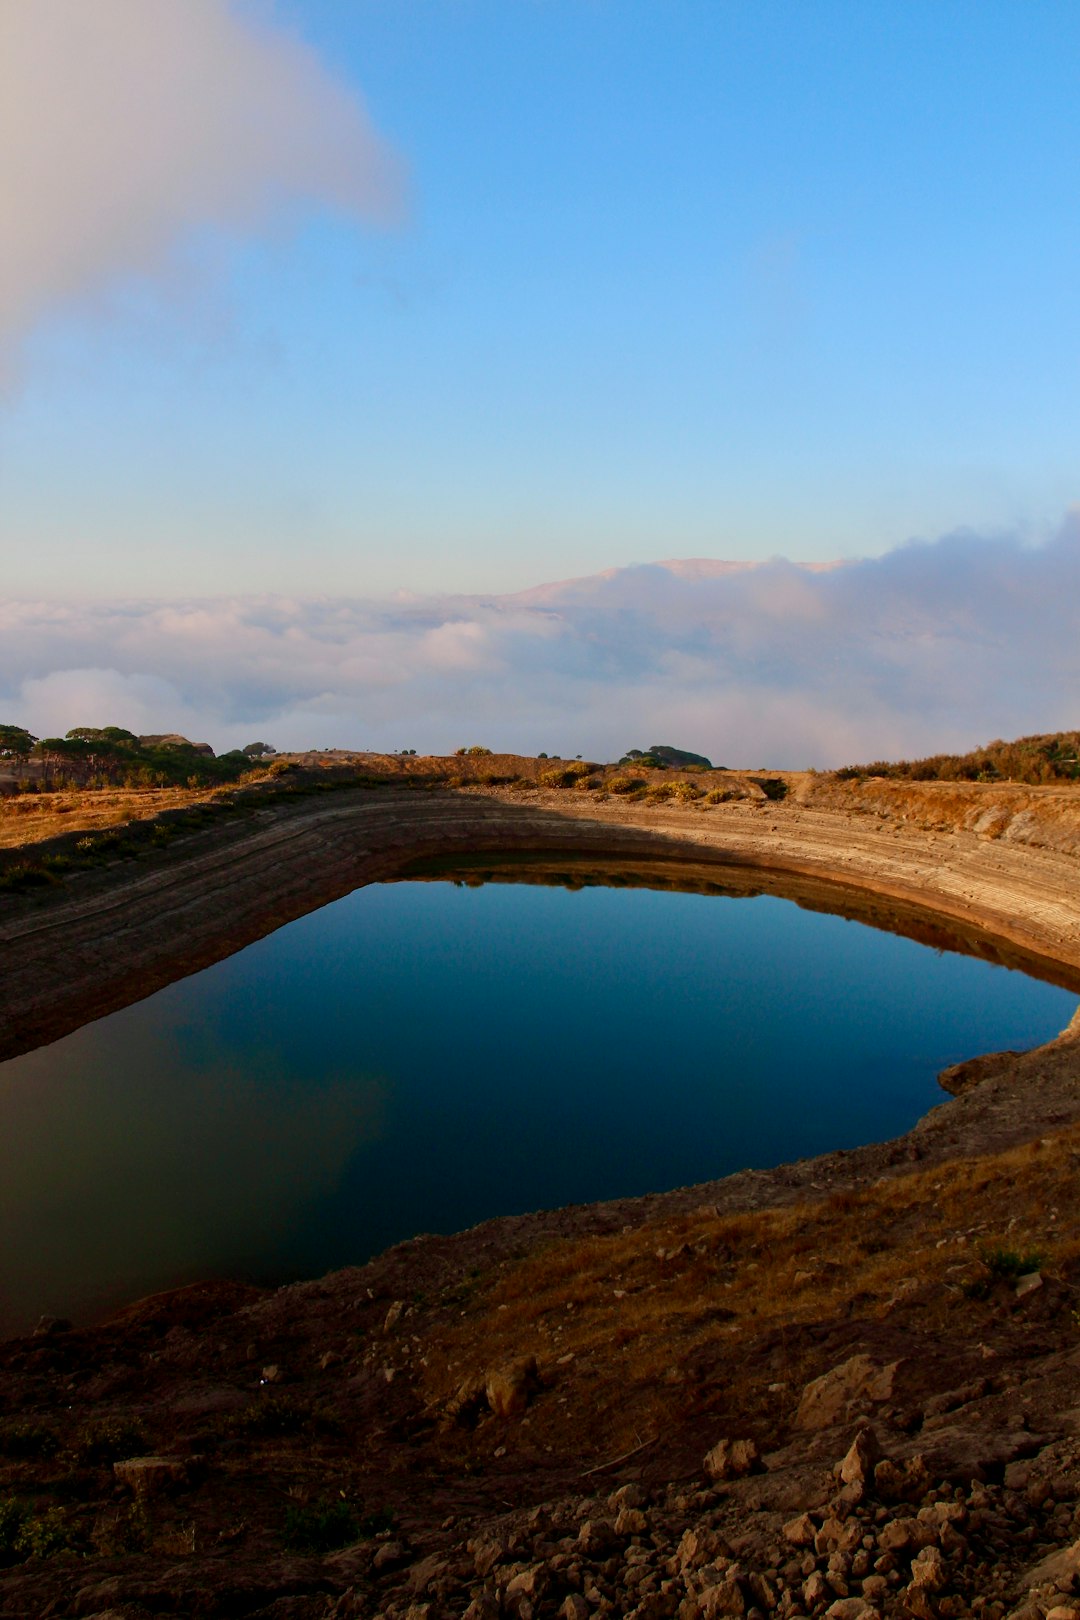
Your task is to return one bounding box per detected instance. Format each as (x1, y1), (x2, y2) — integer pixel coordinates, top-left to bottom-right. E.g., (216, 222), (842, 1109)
(0, 862), (56, 893)
(535, 763), (583, 788)
(670, 779), (704, 801)
(282, 1496), (359, 1553)
(73, 1418), (149, 1466)
(836, 729), (1080, 786)
(12, 725), (264, 791)
(981, 1244), (1045, 1279)
(221, 1394), (320, 1438)
(0, 1424), (58, 1460)
(0, 1499), (75, 1566)
(422, 1129), (1076, 1463)
(750, 776), (789, 801)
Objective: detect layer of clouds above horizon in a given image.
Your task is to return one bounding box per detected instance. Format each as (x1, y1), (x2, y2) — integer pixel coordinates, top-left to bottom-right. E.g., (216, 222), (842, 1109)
(3, 520), (1078, 770)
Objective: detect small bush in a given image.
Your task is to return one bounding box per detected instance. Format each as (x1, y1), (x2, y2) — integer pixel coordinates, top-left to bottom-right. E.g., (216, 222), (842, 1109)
(283, 1497), (359, 1553)
(670, 780), (704, 801)
(0, 1499), (27, 1567)
(73, 1418), (149, 1466)
(13, 1508), (72, 1560)
(0, 863), (55, 892)
(751, 778), (789, 802)
(39, 853), (73, 873)
(0, 1423), (58, 1459)
(223, 1395), (313, 1438)
(606, 775), (645, 794)
(963, 1246), (1046, 1300)
(982, 1246), (1044, 1280)
(0, 1500), (74, 1566)
(455, 745), (493, 756)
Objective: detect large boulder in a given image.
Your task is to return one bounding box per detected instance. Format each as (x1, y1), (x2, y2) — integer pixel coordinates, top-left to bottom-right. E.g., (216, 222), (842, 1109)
(795, 1354), (901, 1430)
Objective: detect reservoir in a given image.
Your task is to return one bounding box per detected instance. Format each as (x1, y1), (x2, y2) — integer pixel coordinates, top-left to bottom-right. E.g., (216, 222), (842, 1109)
(0, 869), (1075, 1337)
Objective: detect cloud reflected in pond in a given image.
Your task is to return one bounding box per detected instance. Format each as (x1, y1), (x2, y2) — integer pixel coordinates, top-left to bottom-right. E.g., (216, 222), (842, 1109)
(0, 1011), (386, 1335)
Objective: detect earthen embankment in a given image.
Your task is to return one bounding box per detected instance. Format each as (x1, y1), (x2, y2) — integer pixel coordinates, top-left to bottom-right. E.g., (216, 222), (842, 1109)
(2, 770), (1079, 1062)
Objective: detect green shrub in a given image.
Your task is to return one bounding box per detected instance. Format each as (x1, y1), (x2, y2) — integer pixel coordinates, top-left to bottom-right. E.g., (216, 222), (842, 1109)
(963, 1246), (1045, 1299)
(606, 775), (645, 794)
(13, 1508), (72, 1559)
(283, 1497), (359, 1553)
(73, 1418), (149, 1466)
(981, 1245), (1044, 1279)
(751, 777), (789, 802)
(0, 1423), (58, 1459)
(0, 863), (55, 893)
(223, 1395), (312, 1438)
(0, 1499), (27, 1567)
(0, 1500), (74, 1566)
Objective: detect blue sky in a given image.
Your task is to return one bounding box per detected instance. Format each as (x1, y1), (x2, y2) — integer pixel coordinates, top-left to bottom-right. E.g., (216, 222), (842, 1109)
(2, 0), (1079, 601)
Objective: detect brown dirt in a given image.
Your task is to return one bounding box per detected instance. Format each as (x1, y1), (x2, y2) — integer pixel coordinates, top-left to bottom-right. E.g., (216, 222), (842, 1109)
(0, 785), (228, 849)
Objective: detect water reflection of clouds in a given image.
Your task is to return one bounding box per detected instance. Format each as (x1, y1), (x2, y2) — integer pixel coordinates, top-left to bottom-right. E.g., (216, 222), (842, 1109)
(0, 1013), (386, 1336)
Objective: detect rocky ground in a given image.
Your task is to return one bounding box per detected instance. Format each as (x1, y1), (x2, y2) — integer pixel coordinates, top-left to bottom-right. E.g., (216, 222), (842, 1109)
(2, 759), (1080, 1617)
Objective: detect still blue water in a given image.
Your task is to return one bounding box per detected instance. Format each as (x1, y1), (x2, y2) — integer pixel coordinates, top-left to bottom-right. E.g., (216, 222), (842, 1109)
(0, 878), (1075, 1335)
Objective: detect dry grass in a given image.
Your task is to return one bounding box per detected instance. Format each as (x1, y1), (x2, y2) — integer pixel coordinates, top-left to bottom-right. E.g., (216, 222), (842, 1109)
(0, 785), (224, 849)
(420, 1127), (1080, 1460)
(836, 730), (1080, 787)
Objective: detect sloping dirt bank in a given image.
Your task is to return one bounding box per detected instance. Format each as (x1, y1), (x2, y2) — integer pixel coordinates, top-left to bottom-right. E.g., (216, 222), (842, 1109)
(1, 766), (1079, 1063)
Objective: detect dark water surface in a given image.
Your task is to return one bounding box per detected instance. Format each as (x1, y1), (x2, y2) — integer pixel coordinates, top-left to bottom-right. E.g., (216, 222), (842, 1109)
(1, 877), (1075, 1335)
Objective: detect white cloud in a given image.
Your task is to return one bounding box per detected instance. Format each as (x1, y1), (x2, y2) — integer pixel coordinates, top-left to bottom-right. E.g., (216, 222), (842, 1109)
(17, 668), (209, 744)
(1, 517), (1078, 766)
(0, 0), (403, 353)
